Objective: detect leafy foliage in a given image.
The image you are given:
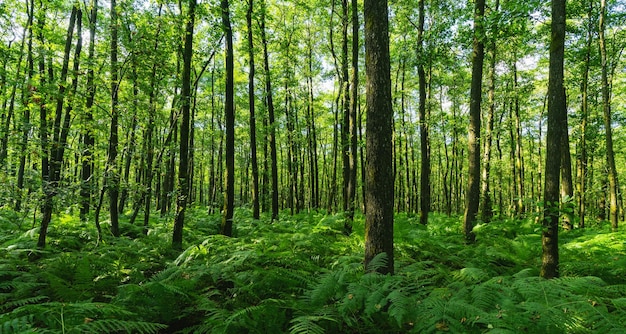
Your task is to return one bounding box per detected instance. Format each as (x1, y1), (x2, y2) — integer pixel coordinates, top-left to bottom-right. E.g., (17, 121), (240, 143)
(1, 208), (626, 333)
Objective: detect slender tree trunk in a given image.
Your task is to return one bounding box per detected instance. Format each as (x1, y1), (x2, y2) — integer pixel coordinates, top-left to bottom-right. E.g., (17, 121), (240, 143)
(221, 0), (235, 236)
(349, 0), (358, 218)
(364, 0), (394, 275)
(512, 60), (525, 214)
(541, 0), (566, 279)
(38, 5), (79, 248)
(80, 0), (97, 222)
(561, 117), (573, 230)
(173, 0), (195, 248)
(417, 0), (430, 225)
(480, 0), (498, 222)
(16, 0), (35, 212)
(599, 0), (619, 230)
(247, 0), (260, 219)
(577, 0), (593, 229)
(463, 0), (485, 243)
(260, 0), (279, 221)
(341, 0), (352, 233)
(108, 0), (120, 237)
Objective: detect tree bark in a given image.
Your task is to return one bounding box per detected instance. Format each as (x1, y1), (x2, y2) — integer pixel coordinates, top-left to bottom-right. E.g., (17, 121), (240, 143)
(15, 0), (35, 212)
(480, 0), (498, 222)
(417, 0), (430, 225)
(599, 0), (619, 231)
(221, 0), (235, 236)
(462, 0), (485, 243)
(38, 4), (79, 248)
(108, 0), (120, 237)
(541, 0), (566, 279)
(260, 0), (279, 221)
(364, 0), (394, 275)
(173, 0), (195, 248)
(247, 0), (260, 219)
(577, 0), (593, 229)
(80, 0), (97, 223)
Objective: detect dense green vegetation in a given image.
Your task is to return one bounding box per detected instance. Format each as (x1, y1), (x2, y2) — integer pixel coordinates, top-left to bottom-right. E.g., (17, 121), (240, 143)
(2, 208), (626, 333)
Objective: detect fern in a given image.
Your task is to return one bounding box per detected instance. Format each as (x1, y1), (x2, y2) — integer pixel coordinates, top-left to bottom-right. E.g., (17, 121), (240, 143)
(69, 319), (168, 334)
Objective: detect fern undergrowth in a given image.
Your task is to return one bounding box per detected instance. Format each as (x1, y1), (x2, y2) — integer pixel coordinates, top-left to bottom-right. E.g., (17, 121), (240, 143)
(1, 207), (625, 333)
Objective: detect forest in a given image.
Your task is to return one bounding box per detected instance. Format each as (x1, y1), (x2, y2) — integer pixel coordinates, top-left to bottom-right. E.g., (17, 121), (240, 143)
(1, 0), (626, 332)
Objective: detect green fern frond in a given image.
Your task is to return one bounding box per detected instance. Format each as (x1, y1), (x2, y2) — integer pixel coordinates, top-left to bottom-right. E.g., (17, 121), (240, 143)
(453, 267), (489, 284)
(365, 253), (388, 273)
(289, 315), (337, 334)
(0, 314), (35, 334)
(70, 319), (168, 334)
(0, 296), (48, 313)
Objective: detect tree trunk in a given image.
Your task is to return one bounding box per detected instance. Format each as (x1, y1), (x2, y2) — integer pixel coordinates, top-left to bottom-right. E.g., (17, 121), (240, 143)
(16, 0), (35, 212)
(108, 0), (120, 237)
(577, 0), (593, 229)
(341, 0), (353, 233)
(349, 0), (359, 218)
(80, 0), (97, 222)
(38, 5), (79, 248)
(541, 0), (566, 279)
(463, 0), (485, 243)
(247, 0), (260, 219)
(364, 0), (394, 275)
(599, 0), (619, 231)
(221, 0), (235, 236)
(480, 0), (498, 222)
(260, 0), (279, 221)
(173, 0), (195, 248)
(417, 0), (430, 225)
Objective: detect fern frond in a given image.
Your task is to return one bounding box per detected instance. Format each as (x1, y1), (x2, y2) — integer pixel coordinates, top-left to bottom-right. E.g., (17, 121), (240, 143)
(70, 319), (168, 334)
(365, 253), (388, 273)
(0, 296), (48, 313)
(289, 315), (337, 334)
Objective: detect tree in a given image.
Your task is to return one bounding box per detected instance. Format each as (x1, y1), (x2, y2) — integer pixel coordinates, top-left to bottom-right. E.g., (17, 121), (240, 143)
(541, 0), (567, 279)
(480, 0), (499, 222)
(80, 0), (97, 222)
(38, 3), (80, 248)
(462, 0), (485, 243)
(173, 0), (196, 249)
(221, 0), (235, 236)
(599, 0), (619, 231)
(247, 0), (260, 220)
(260, 0), (279, 221)
(108, 0), (120, 237)
(417, 0), (430, 225)
(364, 0), (394, 275)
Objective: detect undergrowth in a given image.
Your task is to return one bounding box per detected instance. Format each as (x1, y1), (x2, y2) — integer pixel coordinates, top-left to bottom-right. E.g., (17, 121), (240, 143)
(1, 206), (625, 333)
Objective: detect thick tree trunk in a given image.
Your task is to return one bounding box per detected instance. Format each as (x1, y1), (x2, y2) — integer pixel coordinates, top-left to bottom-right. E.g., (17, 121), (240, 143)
(364, 0), (394, 275)
(462, 0), (485, 243)
(541, 0), (566, 279)
(221, 0), (235, 236)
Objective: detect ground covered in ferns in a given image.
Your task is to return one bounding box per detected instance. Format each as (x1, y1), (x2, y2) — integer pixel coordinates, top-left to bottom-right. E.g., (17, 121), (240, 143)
(2, 207), (626, 333)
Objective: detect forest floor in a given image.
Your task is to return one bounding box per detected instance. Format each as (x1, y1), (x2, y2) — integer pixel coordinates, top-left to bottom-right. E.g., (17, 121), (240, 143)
(2, 207), (626, 333)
